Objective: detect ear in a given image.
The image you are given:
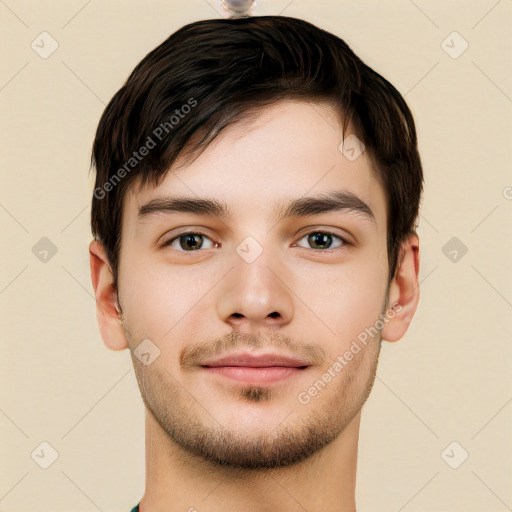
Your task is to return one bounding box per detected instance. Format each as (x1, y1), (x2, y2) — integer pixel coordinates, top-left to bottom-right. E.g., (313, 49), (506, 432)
(381, 233), (420, 342)
(89, 239), (128, 351)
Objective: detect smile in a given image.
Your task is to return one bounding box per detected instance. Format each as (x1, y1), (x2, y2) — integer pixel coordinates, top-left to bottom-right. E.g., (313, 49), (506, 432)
(200, 366), (307, 384)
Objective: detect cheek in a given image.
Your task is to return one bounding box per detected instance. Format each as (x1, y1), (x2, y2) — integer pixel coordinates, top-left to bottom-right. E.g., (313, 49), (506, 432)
(118, 250), (222, 342)
(290, 252), (388, 351)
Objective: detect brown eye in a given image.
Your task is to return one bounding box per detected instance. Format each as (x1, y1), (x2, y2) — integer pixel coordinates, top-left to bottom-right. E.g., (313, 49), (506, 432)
(164, 233), (216, 251)
(296, 231), (345, 250)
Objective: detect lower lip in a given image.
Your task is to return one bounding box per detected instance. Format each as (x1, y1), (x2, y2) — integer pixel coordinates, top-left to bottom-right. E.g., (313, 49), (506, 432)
(201, 366), (306, 384)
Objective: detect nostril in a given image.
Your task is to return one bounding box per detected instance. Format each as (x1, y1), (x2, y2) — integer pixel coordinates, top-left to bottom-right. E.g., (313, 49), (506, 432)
(268, 312), (280, 318)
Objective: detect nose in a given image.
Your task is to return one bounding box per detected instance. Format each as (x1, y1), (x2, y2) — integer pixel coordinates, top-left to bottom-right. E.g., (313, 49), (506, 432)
(216, 244), (294, 331)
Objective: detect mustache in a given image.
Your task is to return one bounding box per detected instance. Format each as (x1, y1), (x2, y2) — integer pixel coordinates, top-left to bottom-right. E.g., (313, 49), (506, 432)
(179, 330), (328, 370)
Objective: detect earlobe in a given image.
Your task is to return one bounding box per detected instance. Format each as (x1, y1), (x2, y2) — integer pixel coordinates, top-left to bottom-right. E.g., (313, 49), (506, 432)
(89, 240), (129, 351)
(381, 233), (420, 342)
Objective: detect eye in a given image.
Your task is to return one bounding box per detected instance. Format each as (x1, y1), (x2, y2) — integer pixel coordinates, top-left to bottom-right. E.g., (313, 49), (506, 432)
(163, 232), (217, 251)
(295, 231), (346, 250)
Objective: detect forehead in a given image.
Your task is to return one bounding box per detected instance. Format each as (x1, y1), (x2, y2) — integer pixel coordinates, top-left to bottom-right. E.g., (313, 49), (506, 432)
(123, 99), (386, 226)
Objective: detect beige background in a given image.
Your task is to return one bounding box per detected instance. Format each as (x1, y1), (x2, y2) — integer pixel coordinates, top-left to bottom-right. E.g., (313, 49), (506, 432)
(1, 0), (511, 511)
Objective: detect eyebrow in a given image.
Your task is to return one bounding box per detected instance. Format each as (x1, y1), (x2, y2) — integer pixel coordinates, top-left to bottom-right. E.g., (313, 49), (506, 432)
(137, 190), (375, 223)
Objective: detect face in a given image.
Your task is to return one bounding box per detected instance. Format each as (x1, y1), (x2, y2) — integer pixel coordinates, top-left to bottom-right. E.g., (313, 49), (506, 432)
(116, 100), (392, 470)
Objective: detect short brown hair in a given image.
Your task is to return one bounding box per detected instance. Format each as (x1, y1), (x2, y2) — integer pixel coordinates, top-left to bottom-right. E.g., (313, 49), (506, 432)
(90, 15), (423, 284)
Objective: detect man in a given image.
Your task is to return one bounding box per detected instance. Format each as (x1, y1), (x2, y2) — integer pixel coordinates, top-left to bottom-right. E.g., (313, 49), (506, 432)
(89, 15), (422, 512)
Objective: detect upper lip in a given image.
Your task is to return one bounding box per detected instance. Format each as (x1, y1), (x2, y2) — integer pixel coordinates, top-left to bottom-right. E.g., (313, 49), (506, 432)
(200, 352), (311, 368)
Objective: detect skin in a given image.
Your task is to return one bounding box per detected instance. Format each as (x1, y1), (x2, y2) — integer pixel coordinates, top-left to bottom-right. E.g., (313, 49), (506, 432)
(90, 99), (420, 512)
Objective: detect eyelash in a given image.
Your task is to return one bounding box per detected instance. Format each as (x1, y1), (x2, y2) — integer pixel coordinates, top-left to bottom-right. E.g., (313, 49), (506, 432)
(161, 230), (350, 252)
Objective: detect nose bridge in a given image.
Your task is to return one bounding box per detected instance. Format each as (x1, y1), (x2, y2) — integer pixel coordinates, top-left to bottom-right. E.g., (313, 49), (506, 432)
(216, 235), (294, 328)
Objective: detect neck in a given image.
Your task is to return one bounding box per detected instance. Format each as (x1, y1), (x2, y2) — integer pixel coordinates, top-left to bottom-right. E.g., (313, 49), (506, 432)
(139, 409), (360, 512)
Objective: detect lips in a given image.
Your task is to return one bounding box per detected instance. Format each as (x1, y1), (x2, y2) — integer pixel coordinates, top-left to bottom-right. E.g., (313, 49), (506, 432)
(199, 352), (311, 384)
(200, 352), (310, 369)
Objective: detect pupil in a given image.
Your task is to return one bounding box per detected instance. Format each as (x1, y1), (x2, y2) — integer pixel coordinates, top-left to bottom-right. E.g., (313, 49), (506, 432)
(310, 232), (331, 249)
(181, 234), (202, 250)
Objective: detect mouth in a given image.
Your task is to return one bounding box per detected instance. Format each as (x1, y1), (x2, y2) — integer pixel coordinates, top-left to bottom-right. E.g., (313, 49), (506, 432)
(199, 352), (311, 384)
